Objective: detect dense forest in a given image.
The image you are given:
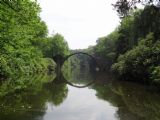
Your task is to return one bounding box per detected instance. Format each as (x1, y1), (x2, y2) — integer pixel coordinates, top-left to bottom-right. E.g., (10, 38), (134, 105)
(0, 0), (69, 77)
(89, 5), (160, 84)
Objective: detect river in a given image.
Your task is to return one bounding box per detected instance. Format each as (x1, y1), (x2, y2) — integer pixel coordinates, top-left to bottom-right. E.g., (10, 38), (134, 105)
(0, 68), (160, 120)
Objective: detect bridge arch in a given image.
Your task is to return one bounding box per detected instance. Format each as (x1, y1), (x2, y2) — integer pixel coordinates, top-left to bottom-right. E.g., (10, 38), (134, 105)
(52, 52), (99, 73)
(62, 52), (97, 66)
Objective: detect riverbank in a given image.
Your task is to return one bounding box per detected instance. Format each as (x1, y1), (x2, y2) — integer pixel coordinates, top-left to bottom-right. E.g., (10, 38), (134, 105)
(86, 5), (160, 84)
(0, 58), (56, 78)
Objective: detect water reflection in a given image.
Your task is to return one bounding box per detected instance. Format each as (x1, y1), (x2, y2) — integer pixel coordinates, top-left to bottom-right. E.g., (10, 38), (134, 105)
(0, 72), (160, 120)
(43, 86), (119, 120)
(54, 70), (95, 88)
(0, 73), (68, 120)
(92, 73), (160, 120)
(61, 53), (97, 88)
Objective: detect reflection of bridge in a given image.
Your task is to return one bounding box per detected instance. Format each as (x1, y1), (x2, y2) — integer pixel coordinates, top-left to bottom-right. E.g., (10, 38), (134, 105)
(52, 52), (98, 88)
(52, 52), (98, 69)
(52, 71), (96, 88)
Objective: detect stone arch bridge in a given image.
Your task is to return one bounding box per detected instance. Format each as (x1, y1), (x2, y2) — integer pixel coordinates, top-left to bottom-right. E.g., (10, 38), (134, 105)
(52, 52), (98, 69)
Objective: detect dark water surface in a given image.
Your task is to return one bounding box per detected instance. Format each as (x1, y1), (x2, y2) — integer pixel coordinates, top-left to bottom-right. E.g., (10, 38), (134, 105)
(0, 71), (160, 120)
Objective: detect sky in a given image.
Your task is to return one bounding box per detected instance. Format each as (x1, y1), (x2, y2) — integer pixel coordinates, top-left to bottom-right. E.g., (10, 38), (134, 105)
(37, 0), (120, 49)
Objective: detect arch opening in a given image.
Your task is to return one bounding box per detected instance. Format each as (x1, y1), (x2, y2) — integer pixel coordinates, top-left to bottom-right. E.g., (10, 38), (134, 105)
(61, 52), (98, 87)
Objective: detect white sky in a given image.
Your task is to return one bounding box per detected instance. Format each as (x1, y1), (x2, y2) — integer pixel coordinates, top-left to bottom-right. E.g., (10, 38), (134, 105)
(38, 0), (120, 49)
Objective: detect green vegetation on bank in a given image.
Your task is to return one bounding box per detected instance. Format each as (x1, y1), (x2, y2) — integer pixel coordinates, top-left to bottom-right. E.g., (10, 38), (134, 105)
(91, 5), (160, 84)
(44, 34), (70, 58)
(0, 1), (69, 77)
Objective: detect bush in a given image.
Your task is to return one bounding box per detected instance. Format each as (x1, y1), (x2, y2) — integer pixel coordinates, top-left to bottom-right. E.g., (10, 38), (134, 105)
(112, 33), (160, 83)
(150, 66), (160, 83)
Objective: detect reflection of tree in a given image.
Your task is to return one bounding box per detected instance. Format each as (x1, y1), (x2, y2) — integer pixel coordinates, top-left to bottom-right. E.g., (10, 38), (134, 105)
(0, 74), (56, 97)
(0, 73), (68, 120)
(43, 82), (68, 106)
(91, 73), (160, 120)
(113, 81), (160, 120)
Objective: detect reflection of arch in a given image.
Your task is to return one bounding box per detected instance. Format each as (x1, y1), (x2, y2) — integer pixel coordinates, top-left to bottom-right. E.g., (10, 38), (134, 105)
(53, 71), (96, 88)
(65, 80), (95, 88)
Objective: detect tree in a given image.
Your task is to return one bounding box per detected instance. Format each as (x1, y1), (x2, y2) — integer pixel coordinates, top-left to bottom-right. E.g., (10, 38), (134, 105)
(45, 34), (70, 58)
(94, 30), (119, 70)
(113, 0), (160, 17)
(92, 5), (160, 82)
(112, 33), (160, 83)
(0, 0), (52, 76)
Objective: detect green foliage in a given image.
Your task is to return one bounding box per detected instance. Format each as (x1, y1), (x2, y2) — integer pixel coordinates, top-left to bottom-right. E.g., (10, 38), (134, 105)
(113, 0), (160, 18)
(94, 31), (119, 70)
(0, 1), (58, 76)
(151, 66), (160, 83)
(93, 5), (160, 83)
(132, 6), (160, 41)
(45, 34), (70, 58)
(112, 33), (160, 83)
